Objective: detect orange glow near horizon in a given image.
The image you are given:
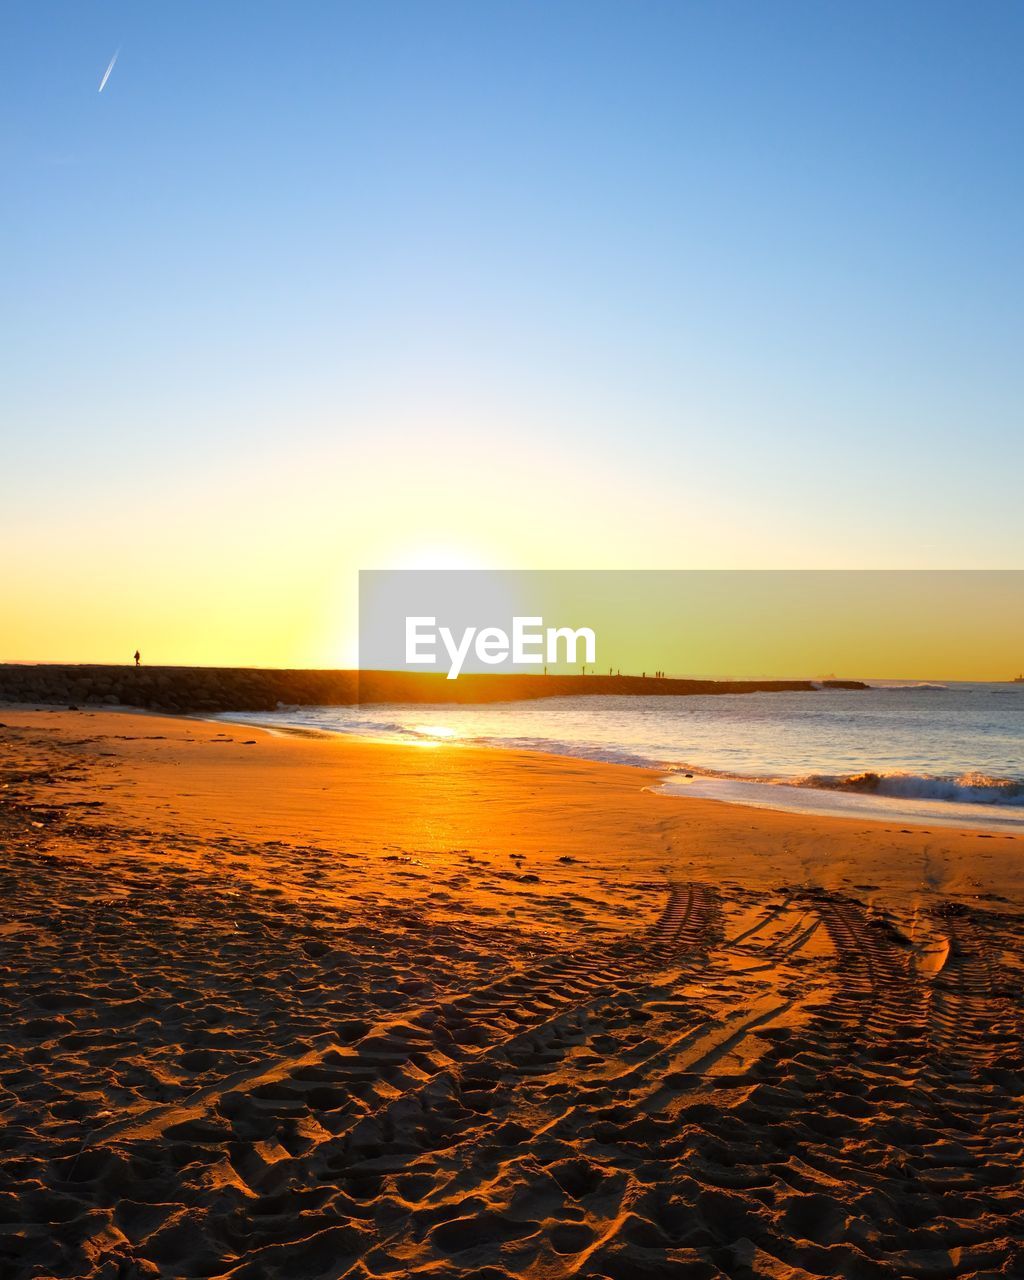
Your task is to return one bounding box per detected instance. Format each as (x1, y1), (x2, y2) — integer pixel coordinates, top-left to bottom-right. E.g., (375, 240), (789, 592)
(3, 415), (1022, 690)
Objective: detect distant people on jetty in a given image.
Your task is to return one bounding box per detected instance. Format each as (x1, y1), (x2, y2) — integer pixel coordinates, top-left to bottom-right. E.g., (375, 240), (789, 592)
(134, 650), (141, 667)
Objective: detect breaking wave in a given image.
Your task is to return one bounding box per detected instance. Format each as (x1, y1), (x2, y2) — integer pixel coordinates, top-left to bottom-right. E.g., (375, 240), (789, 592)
(665, 764), (1024, 807)
(794, 770), (1024, 806)
(878, 682), (949, 692)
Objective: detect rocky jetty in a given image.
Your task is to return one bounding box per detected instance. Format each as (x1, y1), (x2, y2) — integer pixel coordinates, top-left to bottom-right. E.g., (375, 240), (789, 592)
(0, 665), (867, 714)
(0, 665), (357, 714)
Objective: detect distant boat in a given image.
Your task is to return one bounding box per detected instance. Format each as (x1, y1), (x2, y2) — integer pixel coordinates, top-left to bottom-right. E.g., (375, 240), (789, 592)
(1013, 674), (1024, 684)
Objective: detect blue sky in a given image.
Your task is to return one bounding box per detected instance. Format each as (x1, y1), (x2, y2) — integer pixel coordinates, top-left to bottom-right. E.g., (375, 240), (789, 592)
(2, 3), (1022, 661)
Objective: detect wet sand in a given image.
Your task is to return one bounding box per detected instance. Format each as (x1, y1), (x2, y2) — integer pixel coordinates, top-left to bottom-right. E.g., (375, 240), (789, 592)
(1, 709), (1022, 1278)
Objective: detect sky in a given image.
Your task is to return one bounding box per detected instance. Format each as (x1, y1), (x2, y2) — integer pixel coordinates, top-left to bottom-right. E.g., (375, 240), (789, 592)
(2, 3), (1022, 668)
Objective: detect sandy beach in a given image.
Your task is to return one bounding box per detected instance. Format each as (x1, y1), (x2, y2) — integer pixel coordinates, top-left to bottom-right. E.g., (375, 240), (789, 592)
(1, 708), (1022, 1279)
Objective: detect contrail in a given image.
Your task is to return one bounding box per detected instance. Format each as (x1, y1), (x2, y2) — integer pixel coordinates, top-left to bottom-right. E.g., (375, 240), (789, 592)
(98, 48), (119, 94)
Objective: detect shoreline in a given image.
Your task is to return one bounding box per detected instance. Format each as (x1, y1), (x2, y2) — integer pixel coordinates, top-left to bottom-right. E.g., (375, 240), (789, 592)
(2, 707), (1020, 905)
(211, 704), (1024, 837)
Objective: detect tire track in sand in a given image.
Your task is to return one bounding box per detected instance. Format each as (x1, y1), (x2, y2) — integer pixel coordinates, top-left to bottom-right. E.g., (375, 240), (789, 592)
(168, 882), (724, 1272)
(95, 880), (714, 1160)
(925, 902), (1002, 1067)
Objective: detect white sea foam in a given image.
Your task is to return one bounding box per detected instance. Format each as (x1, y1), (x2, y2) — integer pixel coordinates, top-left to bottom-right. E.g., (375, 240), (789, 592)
(795, 770), (1024, 805)
(877, 682), (949, 692)
(655, 774), (1024, 832)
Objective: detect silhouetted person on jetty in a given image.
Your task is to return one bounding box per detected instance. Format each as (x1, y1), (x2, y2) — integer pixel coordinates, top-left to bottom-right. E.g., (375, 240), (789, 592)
(134, 650), (141, 668)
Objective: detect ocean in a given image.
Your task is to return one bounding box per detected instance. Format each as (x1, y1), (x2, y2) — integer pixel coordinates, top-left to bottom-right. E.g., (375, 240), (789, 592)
(220, 681), (1024, 832)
